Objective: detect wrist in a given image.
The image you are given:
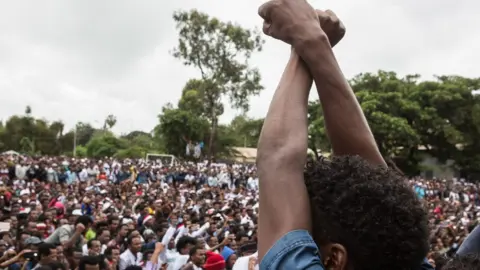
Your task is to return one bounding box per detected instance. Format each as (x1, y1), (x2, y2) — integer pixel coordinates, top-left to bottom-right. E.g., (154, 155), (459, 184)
(293, 31), (330, 59)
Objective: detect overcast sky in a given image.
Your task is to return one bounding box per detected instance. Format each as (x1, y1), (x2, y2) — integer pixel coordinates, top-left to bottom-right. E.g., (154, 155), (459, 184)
(0, 0), (478, 134)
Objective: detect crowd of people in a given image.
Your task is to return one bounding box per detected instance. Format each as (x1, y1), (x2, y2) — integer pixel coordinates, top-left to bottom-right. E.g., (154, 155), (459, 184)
(1, 0), (479, 269)
(0, 155), (476, 270)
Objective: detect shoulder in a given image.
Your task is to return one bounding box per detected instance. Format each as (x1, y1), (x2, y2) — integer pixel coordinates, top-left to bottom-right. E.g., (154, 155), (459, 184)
(260, 230), (324, 270)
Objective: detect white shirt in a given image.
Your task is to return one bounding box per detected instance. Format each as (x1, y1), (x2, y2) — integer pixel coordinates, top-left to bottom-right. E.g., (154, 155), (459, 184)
(233, 252), (259, 270)
(79, 169), (89, 182)
(82, 243), (107, 255)
(247, 177), (258, 190)
(169, 254), (189, 270)
(119, 249), (143, 270)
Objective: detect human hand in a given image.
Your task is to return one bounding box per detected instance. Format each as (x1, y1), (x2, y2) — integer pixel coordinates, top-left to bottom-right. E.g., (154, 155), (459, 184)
(258, 0), (321, 45)
(75, 223), (86, 233)
(316, 10), (346, 47)
(248, 257), (257, 270)
(155, 242), (165, 253)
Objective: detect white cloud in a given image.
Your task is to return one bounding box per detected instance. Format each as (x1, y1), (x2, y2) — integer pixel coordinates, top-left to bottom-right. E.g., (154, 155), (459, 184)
(0, 0), (478, 134)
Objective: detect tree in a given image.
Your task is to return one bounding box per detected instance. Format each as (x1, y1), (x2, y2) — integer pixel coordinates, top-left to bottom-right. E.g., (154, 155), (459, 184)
(122, 131), (152, 141)
(228, 115), (263, 148)
(86, 133), (127, 158)
(348, 71), (480, 176)
(104, 114), (117, 130)
(307, 100), (329, 159)
(75, 122), (97, 146)
(178, 79), (208, 117)
(172, 9), (264, 160)
(155, 105), (209, 158)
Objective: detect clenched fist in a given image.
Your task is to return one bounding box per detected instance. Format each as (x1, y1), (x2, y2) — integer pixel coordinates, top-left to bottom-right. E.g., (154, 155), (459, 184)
(258, 0), (321, 45)
(316, 10), (346, 47)
(75, 223), (86, 233)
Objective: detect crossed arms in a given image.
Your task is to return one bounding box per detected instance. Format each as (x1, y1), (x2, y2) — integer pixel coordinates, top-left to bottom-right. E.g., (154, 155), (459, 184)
(256, 8), (386, 262)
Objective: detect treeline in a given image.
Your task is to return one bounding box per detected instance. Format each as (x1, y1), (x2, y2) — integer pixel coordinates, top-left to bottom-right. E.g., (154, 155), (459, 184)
(1, 9), (480, 179)
(2, 71), (480, 179)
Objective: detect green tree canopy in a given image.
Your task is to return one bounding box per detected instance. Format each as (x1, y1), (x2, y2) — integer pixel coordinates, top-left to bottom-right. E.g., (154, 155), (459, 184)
(172, 9), (264, 159)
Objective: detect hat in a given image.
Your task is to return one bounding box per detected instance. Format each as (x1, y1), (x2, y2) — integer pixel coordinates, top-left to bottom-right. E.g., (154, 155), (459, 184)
(24, 236), (42, 245)
(221, 246), (235, 261)
(203, 251), (226, 270)
(122, 218), (134, 225)
(143, 215), (153, 225)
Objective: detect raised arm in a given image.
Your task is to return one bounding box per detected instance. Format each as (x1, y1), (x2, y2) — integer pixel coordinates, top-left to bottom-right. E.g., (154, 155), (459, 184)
(256, 49), (312, 262)
(300, 11), (386, 166)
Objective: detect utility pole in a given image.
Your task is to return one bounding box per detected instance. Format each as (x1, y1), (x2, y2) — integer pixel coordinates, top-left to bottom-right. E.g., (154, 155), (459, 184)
(73, 125), (77, 157)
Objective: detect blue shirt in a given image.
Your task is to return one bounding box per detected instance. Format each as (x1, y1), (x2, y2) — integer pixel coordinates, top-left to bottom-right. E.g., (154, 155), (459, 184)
(457, 225), (480, 255)
(261, 230), (435, 270)
(261, 230), (324, 270)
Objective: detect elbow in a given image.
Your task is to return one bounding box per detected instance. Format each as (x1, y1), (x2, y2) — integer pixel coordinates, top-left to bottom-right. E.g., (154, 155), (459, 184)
(257, 144), (307, 171)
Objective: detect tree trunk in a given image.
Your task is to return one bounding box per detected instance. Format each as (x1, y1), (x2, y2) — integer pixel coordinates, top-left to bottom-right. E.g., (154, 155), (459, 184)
(207, 117), (217, 162)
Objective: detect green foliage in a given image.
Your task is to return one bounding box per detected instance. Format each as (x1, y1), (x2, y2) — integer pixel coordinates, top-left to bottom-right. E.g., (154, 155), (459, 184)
(172, 9), (264, 159)
(306, 71), (480, 177)
(104, 114), (117, 130)
(86, 134), (127, 158)
(155, 105), (209, 158)
(228, 115), (263, 148)
(75, 145), (88, 158)
(115, 146), (146, 159)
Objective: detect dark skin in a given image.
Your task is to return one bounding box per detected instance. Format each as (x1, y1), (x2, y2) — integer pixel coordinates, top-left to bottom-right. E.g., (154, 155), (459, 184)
(257, 0), (386, 268)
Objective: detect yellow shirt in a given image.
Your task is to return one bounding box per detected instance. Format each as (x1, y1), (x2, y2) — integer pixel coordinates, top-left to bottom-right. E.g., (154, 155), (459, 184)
(85, 229), (96, 241)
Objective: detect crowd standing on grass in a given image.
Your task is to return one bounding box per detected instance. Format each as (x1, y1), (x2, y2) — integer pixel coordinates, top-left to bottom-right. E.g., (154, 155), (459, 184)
(1, 0), (480, 269)
(0, 155), (477, 269)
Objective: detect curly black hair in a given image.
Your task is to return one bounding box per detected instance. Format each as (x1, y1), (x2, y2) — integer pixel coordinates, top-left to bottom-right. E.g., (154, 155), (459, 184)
(304, 155), (429, 270)
(443, 254), (480, 270)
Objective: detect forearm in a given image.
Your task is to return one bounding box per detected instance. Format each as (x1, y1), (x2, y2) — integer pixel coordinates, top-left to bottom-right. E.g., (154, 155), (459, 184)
(257, 50), (312, 261)
(257, 51), (311, 163)
(296, 33), (385, 166)
(63, 232), (81, 248)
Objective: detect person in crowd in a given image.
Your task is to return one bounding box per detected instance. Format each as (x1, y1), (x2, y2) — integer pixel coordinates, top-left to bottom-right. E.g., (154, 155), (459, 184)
(78, 256), (105, 270)
(256, 0), (431, 269)
(0, 150), (479, 270)
(119, 235), (143, 270)
(45, 216), (90, 250)
(32, 243), (57, 270)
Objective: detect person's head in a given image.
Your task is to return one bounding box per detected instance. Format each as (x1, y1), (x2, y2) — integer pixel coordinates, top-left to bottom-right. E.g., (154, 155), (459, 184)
(127, 235), (141, 254)
(104, 246), (120, 262)
(87, 239), (101, 255)
(189, 246), (206, 266)
(114, 223), (127, 238)
(108, 216), (119, 232)
(47, 262), (67, 270)
(176, 236), (198, 255)
(207, 236), (219, 247)
(443, 254), (480, 270)
(124, 266), (142, 270)
(203, 251), (226, 270)
(56, 245), (65, 261)
(75, 216), (93, 233)
(96, 228), (111, 245)
(235, 232), (249, 246)
(38, 243), (57, 264)
(220, 246), (237, 268)
(78, 256), (104, 270)
(304, 156), (429, 270)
